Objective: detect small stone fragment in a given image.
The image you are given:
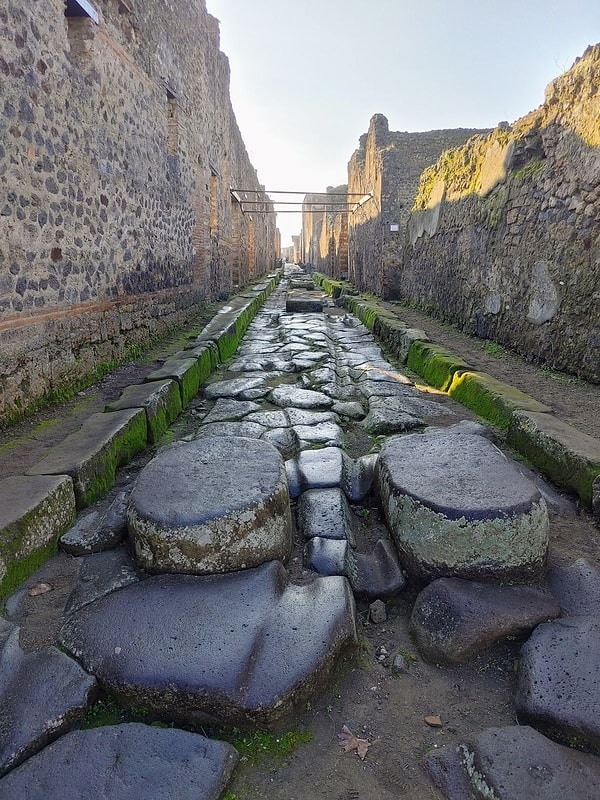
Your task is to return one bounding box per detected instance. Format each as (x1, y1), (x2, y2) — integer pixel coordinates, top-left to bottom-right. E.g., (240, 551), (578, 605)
(425, 715), (443, 728)
(369, 599), (387, 623)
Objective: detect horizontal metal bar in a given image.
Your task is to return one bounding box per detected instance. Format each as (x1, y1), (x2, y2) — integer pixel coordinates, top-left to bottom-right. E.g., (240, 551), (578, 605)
(231, 188), (367, 197)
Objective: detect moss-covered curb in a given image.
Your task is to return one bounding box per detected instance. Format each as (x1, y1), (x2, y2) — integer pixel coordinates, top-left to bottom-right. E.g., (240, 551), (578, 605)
(0, 475), (76, 598)
(312, 272), (356, 299)
(406, 341), (473, 391)
(105, 380), (183, 444)
(508, 411), (600, 505)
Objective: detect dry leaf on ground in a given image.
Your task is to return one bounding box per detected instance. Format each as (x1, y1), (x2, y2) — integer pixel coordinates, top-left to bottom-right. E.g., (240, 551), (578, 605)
(338, 725), (370, 760)
(27, 582), (54, 597)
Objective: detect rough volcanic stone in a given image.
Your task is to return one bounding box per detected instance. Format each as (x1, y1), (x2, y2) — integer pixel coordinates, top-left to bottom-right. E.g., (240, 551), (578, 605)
(304, 537), (348, 575)
(592, 474), (600, 522)
(65, 548), (143, 615)
(0, 619), (97, 776)
(294, 421), (344, 448)
(376, 432), (549, 582)
(195, 421), (266, 440)
(286, 448), (344, 497)
(546, 558), (600, 615)
(286, 409), (338, 426)
(410, 577), (560, 664)
(360, 396), (426, 435)
(246, 409), (290, 428)
(332, 401), (366, 420)
(349, 540), (406, 599)
(297, 488), (356, 543)
(285, 297), (324, 313)
(128, 437), (292, 574)
(145, 358), (201, 407)
(60, 491), (129, 555)
(27, 410), (147, 508)
(369, 599), (387, 623)
(261, 427), (300, 458)
(515, 616), (600, 748)
(426, 725), (600, 800)
(203, 376), (267, 400)
(0, 475), (75, 595)
(0, 723), (239, 800)
(269, 386), (334, 409)
(200, 398), (261, 424)
(59, 562), (357, 727)
(343, 453), (378, 502)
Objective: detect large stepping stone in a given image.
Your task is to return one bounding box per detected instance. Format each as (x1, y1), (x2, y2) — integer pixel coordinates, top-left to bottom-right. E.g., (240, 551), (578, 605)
(376, 432), (549, 582)
(0, 475), (75, 596)
(128, 437), (291, 574)
(546, 558), (600, 615)
(27, 410), (147, 508)
(0, 619), (97, 776)
(426, 725), (600, 800)
(0, 723), (238, 800)
(59, 561), (357, 727)
(515, 616), (600, 749)
(410, 577), (560, 664)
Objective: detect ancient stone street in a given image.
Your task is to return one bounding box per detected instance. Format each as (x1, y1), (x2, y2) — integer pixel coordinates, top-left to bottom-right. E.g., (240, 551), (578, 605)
(1, 268), (599, 799)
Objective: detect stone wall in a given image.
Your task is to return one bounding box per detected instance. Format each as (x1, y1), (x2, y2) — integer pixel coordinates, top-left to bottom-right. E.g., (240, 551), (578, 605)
(301, 185), (348, 278)
(347, 115), (486, 297)
(403, 44), (600, 382)
(0, 0), (277, 422)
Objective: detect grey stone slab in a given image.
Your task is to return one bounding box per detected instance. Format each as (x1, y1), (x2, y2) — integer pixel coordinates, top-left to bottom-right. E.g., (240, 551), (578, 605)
(59, 562), (357, 727)
(410, 577), (560, 664)
(286, 297), (324, 313)
(349, 539), (406, 600)
(286, 409), (339, 426)
(105, 379), (182, 444)
(203, 376), (267, 400)
(426, 725), (600, 800)
(546, 558), (600, 615)
(361, 396), (424, 435)
(128, 437), (291, 574)
(246, 409), (290, 428)
(0, 622), (97, 776)
(200, 398), (261, 424)
(294, 422), (344, 448)
(304, 537), (348, 575)
(297, 488), (356, 543)
(0, 475), (76, 595)
(269, 386), (334, 409)
(351, 364), (413, 386)
(0, 723), (238, 800)
(65, 548), (143, 615)
(332, 401), (366, 420)
(377, 432), (549, 582)
(27, 410), (147, 509)
(227, 355), (296, 372)
(261, 427), (300, 458)
(516, 616), (600, 748)
(195, 421), (266, 440)
(343, 453), (378, 503)
(60, 490), (129, 555)
(286, 448), (344, 498)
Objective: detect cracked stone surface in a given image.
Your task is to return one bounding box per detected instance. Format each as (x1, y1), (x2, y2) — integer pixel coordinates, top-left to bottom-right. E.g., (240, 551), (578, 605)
(0, 723), (239, 800)
(59, 561), (357, 727)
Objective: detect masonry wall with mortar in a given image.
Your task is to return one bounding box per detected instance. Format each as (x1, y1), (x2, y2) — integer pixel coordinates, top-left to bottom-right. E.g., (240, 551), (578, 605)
(402, 44), (600, 382)
(0, 0), (277, 422)
(301, 185), (349, 278)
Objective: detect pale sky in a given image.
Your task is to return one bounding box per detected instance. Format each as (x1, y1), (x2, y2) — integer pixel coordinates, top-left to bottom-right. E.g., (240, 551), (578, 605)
(206, 0), (600, 246)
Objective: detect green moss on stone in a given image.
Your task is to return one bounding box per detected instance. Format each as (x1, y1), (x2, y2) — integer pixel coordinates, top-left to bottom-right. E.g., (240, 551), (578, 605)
(406, 341), (472, 391)
(1, 538), (60, 599)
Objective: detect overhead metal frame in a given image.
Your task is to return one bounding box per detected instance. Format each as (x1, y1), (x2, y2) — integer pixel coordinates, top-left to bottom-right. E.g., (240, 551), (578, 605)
(230, 188), (373, 216)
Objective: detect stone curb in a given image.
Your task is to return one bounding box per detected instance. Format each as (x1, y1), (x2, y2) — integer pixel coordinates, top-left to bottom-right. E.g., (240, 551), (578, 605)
(313, 272), (600, 509)
(1, 274), (280, 597)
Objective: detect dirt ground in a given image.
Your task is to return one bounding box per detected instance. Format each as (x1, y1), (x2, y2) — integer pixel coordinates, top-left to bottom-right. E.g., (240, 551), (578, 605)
(2, 300), (600, 800)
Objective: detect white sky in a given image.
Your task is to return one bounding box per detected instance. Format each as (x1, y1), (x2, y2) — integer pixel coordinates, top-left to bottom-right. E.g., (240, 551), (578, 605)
(206, 0), (600, 246)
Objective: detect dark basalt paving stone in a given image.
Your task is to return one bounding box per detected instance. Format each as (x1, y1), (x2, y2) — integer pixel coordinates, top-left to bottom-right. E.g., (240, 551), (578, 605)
(297, 488), (356, 543)
(128, 437), (291, 574)
(261, 427), (300, 458)
(0, 723), (239, 800)
(0, 619), (97, 777)
(60, 490), (129, 555)
(426, 725), (600, 800)
(203, 376), (268, 400)
(200, 398), (261, 424)
(65, 548), (143, 616)
(286, 449), (377, 502)
(195, 421), (266, 440)
(269, 386), (334, 409)
(304, 538), (406, 599)
(376, 432), (549, 582)
(546, 558), (600, 616)
(294, 421), (344, 448)
(360, 397), (424, 435)
(59, 561), (357, 727)
(285, 297), (324, 313)
(410, 577), (560, 664)
(515, 616), (600, 749)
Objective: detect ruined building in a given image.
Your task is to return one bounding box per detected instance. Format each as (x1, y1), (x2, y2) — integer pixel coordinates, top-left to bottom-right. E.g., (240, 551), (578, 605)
(0, 0), (277, 423)
(305, 44), (600, 383)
